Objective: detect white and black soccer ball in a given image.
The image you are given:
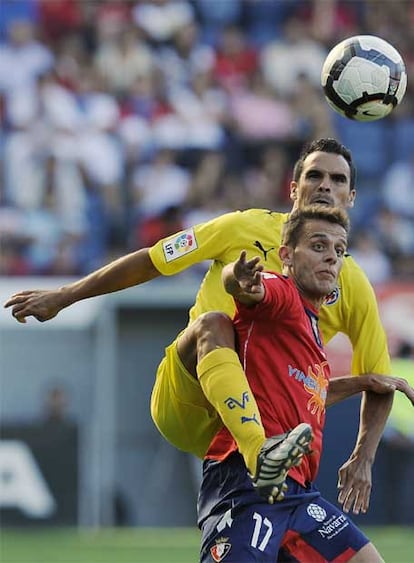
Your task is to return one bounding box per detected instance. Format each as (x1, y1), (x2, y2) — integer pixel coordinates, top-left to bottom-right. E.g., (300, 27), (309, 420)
(321, 35), (407, 122)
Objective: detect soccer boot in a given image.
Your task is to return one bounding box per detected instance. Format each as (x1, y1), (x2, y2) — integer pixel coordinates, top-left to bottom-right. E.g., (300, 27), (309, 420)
(252, 422), (313, 504)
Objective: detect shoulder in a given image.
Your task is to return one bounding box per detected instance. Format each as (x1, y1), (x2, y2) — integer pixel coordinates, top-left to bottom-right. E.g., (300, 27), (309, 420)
(192, 209), (288, 239)
(338, 253), (377, 301)
(262, 273), (298, 302)
(209, 208), (287, 224)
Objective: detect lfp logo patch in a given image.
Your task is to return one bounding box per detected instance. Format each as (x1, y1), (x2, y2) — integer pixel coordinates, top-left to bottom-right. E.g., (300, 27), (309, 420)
(162, 228), (197, 262)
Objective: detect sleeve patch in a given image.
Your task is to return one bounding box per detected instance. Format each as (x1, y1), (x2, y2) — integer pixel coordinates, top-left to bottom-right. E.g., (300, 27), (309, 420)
(324, 286), (340, 305)
(162, 228), (198, 262)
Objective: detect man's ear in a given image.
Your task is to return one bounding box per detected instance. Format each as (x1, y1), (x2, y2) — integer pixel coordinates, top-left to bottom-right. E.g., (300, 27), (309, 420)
(289, 181), (298, 201)
(347, 189), (356, 208)
(279, 245), (293, 266)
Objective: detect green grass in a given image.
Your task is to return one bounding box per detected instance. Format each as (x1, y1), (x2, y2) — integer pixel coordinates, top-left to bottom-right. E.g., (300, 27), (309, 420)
(1, 526), (413, 562)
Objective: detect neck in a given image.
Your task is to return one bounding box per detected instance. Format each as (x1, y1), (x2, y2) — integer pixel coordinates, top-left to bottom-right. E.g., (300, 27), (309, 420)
(297, 286), (324, 310)
(283, 266), (324, 310)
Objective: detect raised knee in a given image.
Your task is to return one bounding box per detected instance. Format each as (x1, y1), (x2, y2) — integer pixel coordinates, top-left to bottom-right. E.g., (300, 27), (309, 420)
(196, 312), (235, 350)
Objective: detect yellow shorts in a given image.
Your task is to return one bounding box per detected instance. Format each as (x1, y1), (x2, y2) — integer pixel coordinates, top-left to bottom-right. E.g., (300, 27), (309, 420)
(150, 338), (223, 458)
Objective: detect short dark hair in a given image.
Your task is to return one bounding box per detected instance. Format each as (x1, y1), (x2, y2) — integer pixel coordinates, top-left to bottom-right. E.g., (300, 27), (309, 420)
(292, 138), (356, 190)
(282, 205), (350, 248)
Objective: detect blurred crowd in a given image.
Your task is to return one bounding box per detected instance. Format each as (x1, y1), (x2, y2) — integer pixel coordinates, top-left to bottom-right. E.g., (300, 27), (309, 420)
(1, 0), (414, 282)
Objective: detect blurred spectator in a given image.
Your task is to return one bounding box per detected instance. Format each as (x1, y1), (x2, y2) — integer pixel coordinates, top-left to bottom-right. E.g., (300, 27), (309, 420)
(132, 0), (195, 45)
(0, 238), (31, 276)
(94, 0), (133, 44)
(374, 207), (414, 268)
(0, 205), (32, 275)
(229, 69), (297, 143)
(349, 229), (392, 286)
(120, 70), (172, 123)
(94, 25), (155, 96)
(297, 0), (362, 46)
(74, 67), (124, 232)
(37, 0), (83, 44)
(4, 70), (83, 211)
(260, 15), (327, 99)
(193, 0), (242, 46)
(243, 143), (291, 210)
(0, 19), (54, 95)
(244, 0), (300, 47)
(22, 198), (81, 275)
(130, 148), (191, 221)
(42, 385), (70, 424)
(184, 150), (228, 221)
(292, 74), (335, 140)
(381, 152), (414, 220)
(212, 24), (258, 94)
(157, 21), (215, 91)
(54, 33), (91, 91)
(167, 70), (227, 151)
(134, 204), (184, 248)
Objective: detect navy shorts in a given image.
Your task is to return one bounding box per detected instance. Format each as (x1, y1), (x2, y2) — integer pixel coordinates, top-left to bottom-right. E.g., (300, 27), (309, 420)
(198, 453), (369, 562)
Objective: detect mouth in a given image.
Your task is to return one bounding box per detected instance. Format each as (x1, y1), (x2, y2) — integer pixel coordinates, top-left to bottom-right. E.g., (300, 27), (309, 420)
(317, 270), (336, 280)
(311, 196), (334, 206)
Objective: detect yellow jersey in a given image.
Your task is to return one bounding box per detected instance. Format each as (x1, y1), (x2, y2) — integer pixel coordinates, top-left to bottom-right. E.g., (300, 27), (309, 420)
(149, 208), (391, 376)
(388, 358), (414, 438)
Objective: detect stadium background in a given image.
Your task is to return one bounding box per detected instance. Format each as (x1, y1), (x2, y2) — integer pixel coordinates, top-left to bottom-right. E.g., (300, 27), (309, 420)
(1, 0), (413, 560)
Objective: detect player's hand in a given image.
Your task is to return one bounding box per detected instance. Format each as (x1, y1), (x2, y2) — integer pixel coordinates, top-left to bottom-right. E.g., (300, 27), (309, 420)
(337, 455), (372, 515)
(233, 251), (264, 294)
(367, 374), (414, 406)
(3, 290), (64, 323)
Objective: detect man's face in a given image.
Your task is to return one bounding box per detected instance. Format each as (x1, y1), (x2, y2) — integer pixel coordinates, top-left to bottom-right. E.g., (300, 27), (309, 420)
(290, 151), (356, 209)
(281, 219), (348, 302)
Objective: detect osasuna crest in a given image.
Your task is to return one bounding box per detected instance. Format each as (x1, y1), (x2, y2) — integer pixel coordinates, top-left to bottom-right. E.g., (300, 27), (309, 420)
(210, 537), (232, 562)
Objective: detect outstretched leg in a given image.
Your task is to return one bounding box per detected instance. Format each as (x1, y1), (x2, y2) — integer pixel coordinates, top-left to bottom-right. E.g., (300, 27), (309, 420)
(177, 311), (265, 476)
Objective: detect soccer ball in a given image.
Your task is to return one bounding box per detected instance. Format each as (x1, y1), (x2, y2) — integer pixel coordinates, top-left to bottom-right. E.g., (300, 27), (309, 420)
(321, 35), (407, 122)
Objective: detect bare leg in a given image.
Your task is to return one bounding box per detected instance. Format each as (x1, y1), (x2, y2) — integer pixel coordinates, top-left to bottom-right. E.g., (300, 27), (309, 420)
(176, 311), (236, 376)
(348, 542), (384, 563)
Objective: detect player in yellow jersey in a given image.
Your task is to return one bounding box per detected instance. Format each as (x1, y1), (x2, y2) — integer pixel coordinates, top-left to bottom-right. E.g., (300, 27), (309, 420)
(5, 139), (414, 513)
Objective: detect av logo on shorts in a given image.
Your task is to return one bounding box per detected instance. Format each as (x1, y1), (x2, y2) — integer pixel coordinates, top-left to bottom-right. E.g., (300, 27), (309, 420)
(307, 503), (327, 522)
(324, 286), (340, 306)
(162, 228), (197, 262)
(210, 537), (231, 562)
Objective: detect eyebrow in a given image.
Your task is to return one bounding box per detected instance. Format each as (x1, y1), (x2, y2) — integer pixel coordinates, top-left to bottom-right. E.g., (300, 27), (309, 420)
(305, 168), (348, 180)
(309, 233), (348, 245)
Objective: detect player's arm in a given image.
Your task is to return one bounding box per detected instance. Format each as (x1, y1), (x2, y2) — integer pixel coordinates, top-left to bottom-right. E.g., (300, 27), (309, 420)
(335, 259), (393, 515)
(222, 251), (264, 305)
(326, 374), (414, 407)
(4, 210), (243, 323)
(4, 248), (160, 323)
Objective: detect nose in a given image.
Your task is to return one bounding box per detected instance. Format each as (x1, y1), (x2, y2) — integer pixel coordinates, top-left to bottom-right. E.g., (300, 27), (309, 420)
(317, 174), (332, 191)
(325, 247), (338, 264)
